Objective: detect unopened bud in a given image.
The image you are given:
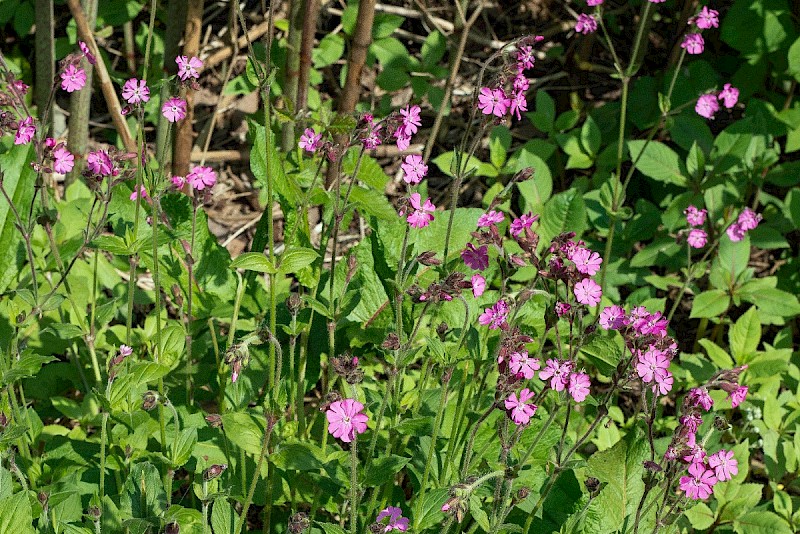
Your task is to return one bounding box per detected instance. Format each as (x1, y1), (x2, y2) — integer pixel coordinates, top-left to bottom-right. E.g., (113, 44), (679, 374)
(382, 333), (400, 350)
(287, 293), (302, 315)
(142, 391), (159, 411)
(585, 477), (600, 493)
(416, 251), (441, 266)
(205, 414), (223, 428)
(165, 522), (180, 534)
(288, 512), (310, 533)
(204, 464), (227, 480)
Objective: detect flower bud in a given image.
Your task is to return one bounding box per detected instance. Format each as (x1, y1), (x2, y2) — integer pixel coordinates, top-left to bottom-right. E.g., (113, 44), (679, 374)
(205, 414), (223, 428)
(203, 464), (227, 481)
(584, 476), (600, 493)
(165, 522), (180, 534)
(142, 391), (159, 411)
(288, 512), (310, 533)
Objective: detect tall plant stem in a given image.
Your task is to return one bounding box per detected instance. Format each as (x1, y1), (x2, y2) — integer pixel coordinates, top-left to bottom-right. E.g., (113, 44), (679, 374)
(349, 433), (360, 534)
(414, 372), (450, 518)
(235, 418), (275, 534)
(173, 0), (204, 176)
(281, 0), (304, 151)
(35, 0), (54, 137)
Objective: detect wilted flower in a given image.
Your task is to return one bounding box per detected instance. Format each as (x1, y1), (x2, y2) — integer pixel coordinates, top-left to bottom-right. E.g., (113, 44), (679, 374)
(461, 243), (489, 271)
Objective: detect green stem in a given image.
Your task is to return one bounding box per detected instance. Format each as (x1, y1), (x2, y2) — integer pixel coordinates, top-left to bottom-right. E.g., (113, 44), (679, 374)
(235, 419), (274, 534)
(415, 372), (450, 518)
(349, 433), (359, 534)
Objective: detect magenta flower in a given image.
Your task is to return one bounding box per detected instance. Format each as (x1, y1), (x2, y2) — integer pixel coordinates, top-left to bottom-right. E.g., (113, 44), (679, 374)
(516, 45), (535, 70)
(471, 274), (486, 298)
(726, 223), (746, 242)
(555, 302), (572, 317)
(728, 385), (748, 408)
(60, 64), (86, 92)
(130, 185), (148, 201)
(477, 87), (510, 117)
(504, 388), (537, 425)
(478, 210), (505, 227)
(362, 124), (382, 149)
(692, 7), (719, 29)
(575, 14), (597, 35)
(681, 33), (705, 55)
(574, 279), (602, 306)
(399, 105), (422, 137)
(568, 372), (591, 402)
(510, 212), (538, 237)
(688, 387), (714, 411)
(53, 147), (75, 174)
(509, 91), (528, 120)
(570, 247), (602, 276)
(680, 413), (703, 433)
(461, 243), (489, 271)
(79, 41), (96, 64)
(685, 205), (707, 227)
(326, 398), (368, 443)
(478, 299), (509, 330)
(539, 359), (573, 392)
(119, 344), (133, 357)
(176, 55), (203, 81)
(509, 351), (540, 380)
(599, 305), (626, 330)
(636, 348), (670, 384)
(737, 207), (761, 231)
(683, 433), (706, 464)
(718, 83), (739, 109)
(401, 154), (428, 184)
(162, 97), (187, 122)
(394, 130), (411, 151)
(708, 450), (738, 481)
(171, 175), (187, 189)
(587, 0), (604, 5)
(513, 73), (530, 92)
(86, 150), (114, 176)
(376, 506), (409, 532)
(14, 116), (35, 145)
(406, 193), (435, 229)
(187, 166), (217, 190)
(122, 78), (150, 104)
(687, 229), (708, 248)
(695, 94), (720, 119)
(648, 0), (666, 3)
(298, 128), (322, 152)
(652, 370), (674, 396)
(679, 462), (717, 500)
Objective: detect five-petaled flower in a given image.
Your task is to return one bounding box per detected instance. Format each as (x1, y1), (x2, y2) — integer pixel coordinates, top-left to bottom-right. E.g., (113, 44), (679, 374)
(60, 64), (87, 93)
(326, 398), (368, 443)
(162, 97), (187, 122)
(479, 299), (509, 330)
(477, 87), (510, 117)
(375, 506), (409, 532)
(681, 33), (705, 55)
(679, 462), (717, 500)
(574, 279), (602, 306)
(176, 55), (203, 81)
(187, 166), (217, 190)
(708, 450), (738, 482)
(575, 14), (598, 35)
(299, 128), (322, 152)
(15, 116), (36, 145)
(406, 193), (436, 229)
(462, 243), (489, 271)
(401, 154), (428, 184)
(504, 388), (538, 425)
(122, 78), (150, 105)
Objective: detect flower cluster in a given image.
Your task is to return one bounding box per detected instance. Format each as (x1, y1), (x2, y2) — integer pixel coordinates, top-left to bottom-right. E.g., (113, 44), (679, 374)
(684, 205), (708, 249)
(58, 42), (94, 93)
(30, 137), (75, 175)
(726, 207), (761, 242)
(680, 6), (720, 55)
(695, 83), (739, 119)
(477, 35), (542, 120)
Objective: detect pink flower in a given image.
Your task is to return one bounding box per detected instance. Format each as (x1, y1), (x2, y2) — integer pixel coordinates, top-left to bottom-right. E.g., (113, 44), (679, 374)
(509, 90), (528, 120)
(162, 97), (187, 122)
(648, 0), (666, 3)
(737, 207), (761, 231)
(478, 210), (504, 227)
(695, 94), (720, 119)
(679, 462), (717, 500)
(687, 229), (708, 248)
(122, 78), (150, 104)
(636, 348), (670, 384)
(680, 413), (703, 433)
(79, 41), (96, 64)
(509, 351), (540, 380)
(176, 55), (203, 81)
(681, 33), (705, 55)
(14, 116), (36, 145)
(513, 74), (530, 92)
(574, 279), (602, 306)
(599, 305), (626, 330)
(570, 247), (602, 276)
(587, 0), (604, 5)
(399, 105), (422, 137)
(693, 7), (719, 29)
(477, 87), (510, 117)
(510, 212), (538, 237)
(60, 64), (86, 92)
(688, 387), (714, 411)
(719, 83), (739, 109)
(401, 154), (428, 184)
(326, 398), (368, 443)
(479, 299), (509, 330)
(362, 121), (382, 149)
(683, 433), (706, 464)
(516, 45), (535, 70)
(685, 205), (707, 227)
(86, 150), (114, 176)
(394, 130), (411, 151)
(555, 302), (571, 317)
(504, 388), (537, 425)
(652, 370), (674, 395)
(728, 385), (748, 408)
(568, 372), (591, 402)
(187, 166), (217, 190)
(130, 185), (148, 201)
(298, 128), (322, 152)
(539, 359), (573, 392)
(575, 14), (597, 35)
(171, 175), (187, 189)
(630, 307), (668, 336)
(726, 223), (746, 242)
(461, 243), (489, 271)
(376, 506), (409, 532)
(471, 274), (486, 298)
(53, 147), (75, 174)
(119, 344), (133, 357)
(406, 193), (435, 229)
(708, 450), (738, 481)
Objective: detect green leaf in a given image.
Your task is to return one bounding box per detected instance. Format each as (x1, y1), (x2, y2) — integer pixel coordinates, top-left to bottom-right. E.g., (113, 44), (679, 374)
(686, 141), (706, 180)
(91, 235), (131, 255)
(489, 126), (512, 169)
(530, 92), (555, 133)
(721, 0), (793, 58)
(279, 248), (319, 274)
(3, 352), (57, 383)
(170, 428), (197, 467)
(684, 503), (716, 530)
(349, 186), (397, 221)
(729, 306), (761, 362)
(318, 524), (347, 534)
(627, 140), (688, 186)
(412, 488), (448, 531)
(230, 252), (277, 274)
(0, 144), (36, 293)
(250, 121), (300, 204)
(211, 499), (236, 534)
(580, 332), (623, 376)
(372, 13), (404, 39)
(586, 430), (648, 532)
(0, 492), (34, 534)
(312, 34), (345, 68)
(363, 455), (409, 487)
(469, 495), (491, 532)
(220, 412), (264, 455)
(581, 116), (601, 156)
(516, 157), (553, 213)
(158, 324), (186, 370)
(421, 30), (446, 67)
(120, 462), (167, 523)
(697, 339), (734, 368)
(734, 511), (793, 534)
(690, 290), (731, 319)
(538, 189), (587, 246)
(40, 323), (84, 340)
(270, 442), (325, 471)
(742, 288), (800, 317)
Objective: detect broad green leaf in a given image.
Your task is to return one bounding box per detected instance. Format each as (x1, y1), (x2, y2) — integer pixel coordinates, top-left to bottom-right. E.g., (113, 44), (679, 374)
(279, 248), (319, 274)
(581, 116), (601, 156)
(684, 503), (715, 530)
(729, 306), (761, 362)
(627, 140), (688, 186)
(412, 488), (448, 531)
(0, 492), (35, 534)
(40, 323), (84, 340)
(742, 287), (800, 318)
(0, 144), (36, 293)
(690, 290), (730, 318)
(580, 332), (623, 376)
(220, 412), (264, 455)
(363, 455), (409, 487)
(538, 189), (588, 247)
(3, 352), (57, 383)
(318, 523), (347, 534)
(516, 157), (553, 213)
(120, 462), (167, 523)
(529, 91), (555, 133)
(230, 252), (277, 273)
(270, 442), (325, 471)
(158, 324), (186, 369)
(170, 428), (198, 467)
(312, 34), (345, 68)
(469, 495), (491, 532)
(250, 121), (300, 204)
(721, 0), (793, 57)
(421, 30), (446, 67)
(734, 511), (793, 534)
(697, 339), (734, 368)
(489, 126), (512, 169)
(211, 499), (236, 534)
